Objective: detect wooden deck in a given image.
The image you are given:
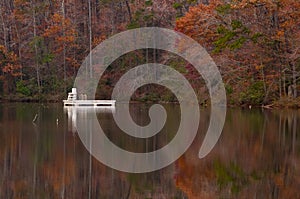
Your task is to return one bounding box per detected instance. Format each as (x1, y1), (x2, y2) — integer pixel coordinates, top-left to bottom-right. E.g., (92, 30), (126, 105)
(63, 88), (116, 107)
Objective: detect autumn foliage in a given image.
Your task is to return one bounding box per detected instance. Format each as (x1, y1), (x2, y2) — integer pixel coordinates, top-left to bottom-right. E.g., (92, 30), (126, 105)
(0, 0), (299, 105)
(0, 45), (22, 93)
(176, 0), (300, 105)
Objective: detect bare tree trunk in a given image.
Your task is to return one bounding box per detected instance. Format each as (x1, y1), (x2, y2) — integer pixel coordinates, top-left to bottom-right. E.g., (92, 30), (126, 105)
(62, 0), (67, 92)
(125, 0), (132, 22)
(16, 33), (23, 80)
(279, 76), (282, 98)
(88, 0), (93, 79)
(31, 0), (41, 94)
(292, 61), (297, 98)
(283, 71), (286, 97)
(11, 4), (23, 80)
(0, 2), (8, 49)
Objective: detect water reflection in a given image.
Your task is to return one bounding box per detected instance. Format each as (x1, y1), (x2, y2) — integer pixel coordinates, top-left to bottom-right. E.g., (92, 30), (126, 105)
(0, 104), (299, 198)
(71, 103), (200, 173)
(175, 109), (300, 199)
(64, 106), (116, 134)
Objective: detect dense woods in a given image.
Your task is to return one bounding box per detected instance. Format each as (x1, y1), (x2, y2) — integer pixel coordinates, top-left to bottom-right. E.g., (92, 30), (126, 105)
(176, 0), (300, 107)
(0, 0), (299, 106)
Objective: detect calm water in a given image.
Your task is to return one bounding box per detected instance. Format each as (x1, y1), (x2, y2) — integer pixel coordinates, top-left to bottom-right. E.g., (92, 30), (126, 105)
(0, 103), (299, 199)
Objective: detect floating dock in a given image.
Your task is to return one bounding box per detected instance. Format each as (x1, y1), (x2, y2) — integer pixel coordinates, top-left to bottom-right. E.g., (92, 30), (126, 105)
(63, 88), (116, 107)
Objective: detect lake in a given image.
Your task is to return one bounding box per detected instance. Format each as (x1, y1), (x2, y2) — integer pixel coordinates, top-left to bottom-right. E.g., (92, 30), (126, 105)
(0, 103), (299, 198)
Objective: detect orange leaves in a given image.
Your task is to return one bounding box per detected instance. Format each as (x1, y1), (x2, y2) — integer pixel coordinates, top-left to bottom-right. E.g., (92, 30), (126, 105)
(65, 57), (80, 69)
(14, 0), (30, 7)
(2, 64), (22, 76)
(255, 65), (263, 71)
(273, 30), (285, 41)
(175, 0), (221, 47)
(43, 25), (61, 37)
(175, 0), (300, 101)
(0, 45), (6, 54)
(231, 0), (276, 9)
(276, 30), (284, 38)
(43, 13), (77, 42)
(56, 35), (76, 43)
(93, 35), (106, 48)
(0, 45), (22, 77)
(13, 0), (31, 22)
(43, 13), (77, 55)
(51, 13), (63, 23)
(0, 45), (17, 64)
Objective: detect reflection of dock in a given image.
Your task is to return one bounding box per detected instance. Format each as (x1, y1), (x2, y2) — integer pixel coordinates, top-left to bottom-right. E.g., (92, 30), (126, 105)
(64, 100), (116, 107)
(63, 88), (116, 107)
(65, 106), (115, 134)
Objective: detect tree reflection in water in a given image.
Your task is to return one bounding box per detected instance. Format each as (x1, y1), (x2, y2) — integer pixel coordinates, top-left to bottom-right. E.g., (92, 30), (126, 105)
(175, 109), (300, 199)
(0, 104), (299, 198)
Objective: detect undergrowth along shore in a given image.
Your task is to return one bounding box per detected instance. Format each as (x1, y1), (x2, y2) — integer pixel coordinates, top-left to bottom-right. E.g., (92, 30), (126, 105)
(2, 94), (300, 109)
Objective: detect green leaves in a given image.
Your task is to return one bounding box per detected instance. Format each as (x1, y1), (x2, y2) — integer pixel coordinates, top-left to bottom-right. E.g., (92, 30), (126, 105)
(240, 81), (265, 105)
(231, 20), (243, 30)
(16, 80), (31, 96)
(213, 20), (250, 53)
(29, 36), (54, 65)
(127, 21), (140, 29)
(41, 53), (54, 64)
(229, 36), (247, 50)
(213, 29), (236, 52)
(145, 0), (152, 6)
(173, 2), (183, 9)
(251, 32), (263, 43)
(216, 3), (231, 15)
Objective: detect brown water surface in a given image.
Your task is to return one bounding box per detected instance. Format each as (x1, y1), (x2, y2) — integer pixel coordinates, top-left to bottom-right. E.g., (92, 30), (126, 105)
(0, 103), (299, 198)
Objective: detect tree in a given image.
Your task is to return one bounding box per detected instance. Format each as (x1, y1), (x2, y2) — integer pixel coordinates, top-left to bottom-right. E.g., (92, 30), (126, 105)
(0, 45), (22, 94)
(176, 0), (300, 104)
(42, 12), (77, 89)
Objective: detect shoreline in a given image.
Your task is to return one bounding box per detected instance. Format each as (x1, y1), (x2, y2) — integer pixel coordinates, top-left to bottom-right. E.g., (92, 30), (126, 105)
(1, 97), (300, 109)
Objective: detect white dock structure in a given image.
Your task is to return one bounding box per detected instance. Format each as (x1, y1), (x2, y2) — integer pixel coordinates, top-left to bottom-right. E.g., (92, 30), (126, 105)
(63, 88), (116, 107)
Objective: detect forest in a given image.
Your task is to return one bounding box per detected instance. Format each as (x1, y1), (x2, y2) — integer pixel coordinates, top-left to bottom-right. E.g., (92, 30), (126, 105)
(0, 0), (299, 107)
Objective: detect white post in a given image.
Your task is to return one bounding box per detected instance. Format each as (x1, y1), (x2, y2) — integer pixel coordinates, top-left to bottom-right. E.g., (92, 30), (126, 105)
(72, 88), (77, 94)
(71, 88), (77, 100)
